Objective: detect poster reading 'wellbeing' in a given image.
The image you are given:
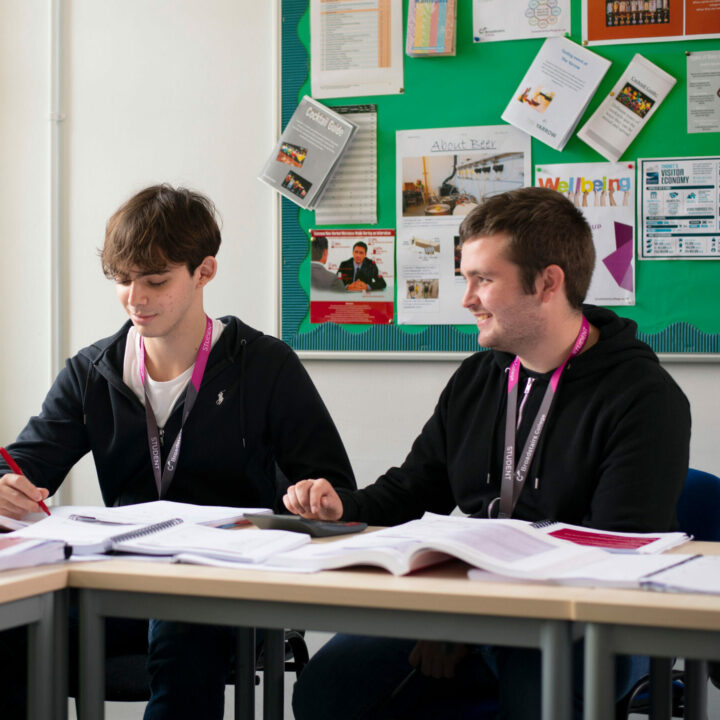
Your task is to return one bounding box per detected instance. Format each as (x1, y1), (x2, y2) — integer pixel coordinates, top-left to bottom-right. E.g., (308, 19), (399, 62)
(535, 162), (636, 305)
(396, 125), (531, 325)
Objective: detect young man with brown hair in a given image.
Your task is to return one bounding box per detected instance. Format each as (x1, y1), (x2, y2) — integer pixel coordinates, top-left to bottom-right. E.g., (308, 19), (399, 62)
(285, 187), (691, 720)
(0, 184), (355, 719)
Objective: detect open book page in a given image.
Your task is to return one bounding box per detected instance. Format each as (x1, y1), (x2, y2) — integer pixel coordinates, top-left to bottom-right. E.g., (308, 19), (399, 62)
(577, 54), (675, 162)
(469, 553), (694, 588)
(501, 37), (611, 150)
(272, 514), (605, 576)
(641, 555), (720, 595)
(50, 501), (270, 527)
(114, 525), (310, 564)
(532, 521), (689, 554)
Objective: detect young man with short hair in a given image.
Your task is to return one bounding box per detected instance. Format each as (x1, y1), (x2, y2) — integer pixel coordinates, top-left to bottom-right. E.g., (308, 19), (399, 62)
(285, 186), (691, 720)
(0, 184), (356, 719)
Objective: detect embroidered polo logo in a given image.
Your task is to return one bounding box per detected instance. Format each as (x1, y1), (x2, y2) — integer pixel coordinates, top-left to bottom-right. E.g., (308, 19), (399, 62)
(216, 391), (225, 406)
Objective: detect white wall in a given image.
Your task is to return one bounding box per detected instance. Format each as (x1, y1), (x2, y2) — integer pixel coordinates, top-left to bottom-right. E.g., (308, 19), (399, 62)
(0, 0), (718, 515)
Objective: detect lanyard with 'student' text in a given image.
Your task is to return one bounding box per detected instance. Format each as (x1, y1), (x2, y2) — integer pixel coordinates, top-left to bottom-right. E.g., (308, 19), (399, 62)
(139, 315), (213, 498)
(497, 315), (590, 519)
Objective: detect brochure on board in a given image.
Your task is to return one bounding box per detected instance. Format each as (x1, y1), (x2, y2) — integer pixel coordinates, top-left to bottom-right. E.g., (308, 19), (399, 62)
(258, 96), (357, 210)
(501, 37), (611, 151)
(577, 54), (675, 162)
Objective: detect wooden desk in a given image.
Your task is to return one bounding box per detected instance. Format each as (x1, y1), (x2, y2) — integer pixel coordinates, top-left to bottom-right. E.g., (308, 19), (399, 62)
(578, 541), (720, 720)
(69, 559), (579, 720)
(0, 565), (68, 720)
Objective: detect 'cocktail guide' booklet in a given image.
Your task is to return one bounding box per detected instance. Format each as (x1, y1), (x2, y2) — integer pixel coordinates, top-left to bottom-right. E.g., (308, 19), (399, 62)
(502, 37), (611, 151)
(259, 95), (358, 209)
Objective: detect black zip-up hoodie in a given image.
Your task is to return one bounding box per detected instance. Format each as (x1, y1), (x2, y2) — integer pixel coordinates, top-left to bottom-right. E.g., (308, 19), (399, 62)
(1, 317), (356, 509)
(337, 306), (690, 532)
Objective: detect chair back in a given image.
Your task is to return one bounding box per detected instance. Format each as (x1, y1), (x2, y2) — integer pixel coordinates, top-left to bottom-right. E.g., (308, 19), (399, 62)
(676, 469), (720, 541)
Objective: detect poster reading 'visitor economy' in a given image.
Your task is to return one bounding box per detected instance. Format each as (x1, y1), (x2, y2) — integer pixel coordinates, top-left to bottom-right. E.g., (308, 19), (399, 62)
(639, 156), (720, 259)
(535, 162), (636, 305)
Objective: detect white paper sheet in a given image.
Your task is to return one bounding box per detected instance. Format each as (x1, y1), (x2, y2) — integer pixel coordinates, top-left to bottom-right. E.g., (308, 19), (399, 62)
(395, 125), (531, 325)
(473, 0), (570, 42)
(310, 0), (404, 98)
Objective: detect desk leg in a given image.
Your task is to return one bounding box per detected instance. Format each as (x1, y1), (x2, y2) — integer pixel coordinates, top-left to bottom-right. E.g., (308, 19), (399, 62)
(540, 620), (572, 720)
(684, 659), (708, 720)
(263, 628), (284, 720)
(235, 627), (255, 720)
(584, 623), (614, 720)
(53, 589), (69, 720)
(27, 592), (58, 720)
(79, 590), (105, 720)
(649, 657), (672, 720)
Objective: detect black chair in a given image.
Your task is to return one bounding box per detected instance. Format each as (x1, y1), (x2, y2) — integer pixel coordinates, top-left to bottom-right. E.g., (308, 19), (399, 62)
(68, 627), (308, 711)
(616, 468), (720, 719)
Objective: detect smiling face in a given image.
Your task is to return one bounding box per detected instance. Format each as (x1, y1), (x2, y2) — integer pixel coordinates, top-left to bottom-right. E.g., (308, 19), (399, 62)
(460, 233), (546, 354)
(114, 261), (209, 341)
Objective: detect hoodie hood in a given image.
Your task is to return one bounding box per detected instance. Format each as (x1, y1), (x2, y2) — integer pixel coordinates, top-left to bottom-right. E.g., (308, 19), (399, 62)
(490, 305), (658, 380)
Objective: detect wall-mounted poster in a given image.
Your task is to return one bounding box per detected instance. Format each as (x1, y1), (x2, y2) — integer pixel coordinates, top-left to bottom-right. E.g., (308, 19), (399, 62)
(395, 125), (531, 325)
(535, 162), (636, 305)
(583, 0), (720, 45)
(309, 229), (395, 324)
(639, 156), (720, 259)
(473, 0), (571, 42)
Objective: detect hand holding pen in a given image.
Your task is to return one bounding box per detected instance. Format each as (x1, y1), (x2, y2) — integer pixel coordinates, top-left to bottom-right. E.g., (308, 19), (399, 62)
(0, 447), (51, 519)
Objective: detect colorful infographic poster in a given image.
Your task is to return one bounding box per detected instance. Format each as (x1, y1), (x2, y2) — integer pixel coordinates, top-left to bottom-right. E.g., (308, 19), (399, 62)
(473, 0), (570, 42)
(639, 156), (720, 259)
(535, 162), (636, 305)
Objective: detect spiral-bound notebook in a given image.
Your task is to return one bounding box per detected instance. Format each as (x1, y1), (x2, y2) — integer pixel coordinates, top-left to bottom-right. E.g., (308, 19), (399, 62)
(12, 515), (184, 556)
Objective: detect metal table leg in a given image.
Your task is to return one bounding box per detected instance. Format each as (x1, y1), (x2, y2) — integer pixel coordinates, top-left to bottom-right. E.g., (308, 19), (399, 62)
(235, 627), (255, 720)
(584, 623), (615, 720)
(263, 628), (284, 720)
(79, 590), (105, 720)
(541, 620), (573, 720)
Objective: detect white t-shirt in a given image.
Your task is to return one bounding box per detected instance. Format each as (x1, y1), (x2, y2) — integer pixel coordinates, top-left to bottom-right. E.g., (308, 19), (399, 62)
(123, 318), (226, 428)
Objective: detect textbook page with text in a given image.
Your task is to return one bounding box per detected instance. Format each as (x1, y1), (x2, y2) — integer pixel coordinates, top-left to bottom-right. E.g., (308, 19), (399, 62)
(269, 514), (604, 576)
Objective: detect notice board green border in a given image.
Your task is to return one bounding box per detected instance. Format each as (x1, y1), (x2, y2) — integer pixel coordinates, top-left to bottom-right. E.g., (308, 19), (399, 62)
(280, 0), (720, 355)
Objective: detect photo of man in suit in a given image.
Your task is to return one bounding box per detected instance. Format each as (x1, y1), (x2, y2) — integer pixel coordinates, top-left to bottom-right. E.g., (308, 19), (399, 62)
(310, 236), (345, 291)
(338, 241), (387, 292)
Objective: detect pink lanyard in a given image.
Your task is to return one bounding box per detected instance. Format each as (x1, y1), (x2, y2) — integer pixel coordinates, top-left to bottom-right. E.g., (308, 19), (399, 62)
(497, 316), (590, 519)
(139, 315), (213, 498)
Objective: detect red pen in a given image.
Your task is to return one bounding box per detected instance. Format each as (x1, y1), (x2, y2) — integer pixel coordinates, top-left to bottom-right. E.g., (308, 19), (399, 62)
(0, 447), (51, 516)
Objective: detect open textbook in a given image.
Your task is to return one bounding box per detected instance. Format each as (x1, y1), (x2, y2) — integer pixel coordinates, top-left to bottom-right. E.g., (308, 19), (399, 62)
(578, 54), (675, 162)
(501, 37), (610, 151)
(269, 514), (609, 577)
(258, 95), (357, 209)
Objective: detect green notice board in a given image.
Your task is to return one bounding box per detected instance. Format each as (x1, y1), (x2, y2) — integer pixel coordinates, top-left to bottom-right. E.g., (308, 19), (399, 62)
(280, 0), (720, 355)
